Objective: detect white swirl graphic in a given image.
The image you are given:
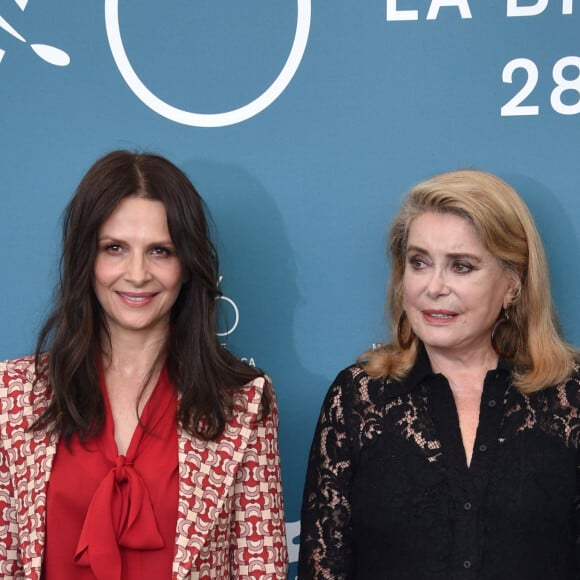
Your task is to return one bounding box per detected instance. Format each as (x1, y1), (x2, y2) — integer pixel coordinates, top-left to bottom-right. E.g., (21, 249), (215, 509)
(105, 0), (311, 127)
(0, 10), (70, 67)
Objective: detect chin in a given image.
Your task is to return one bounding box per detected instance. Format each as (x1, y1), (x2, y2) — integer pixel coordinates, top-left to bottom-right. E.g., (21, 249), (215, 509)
(417, 334), (461, 352)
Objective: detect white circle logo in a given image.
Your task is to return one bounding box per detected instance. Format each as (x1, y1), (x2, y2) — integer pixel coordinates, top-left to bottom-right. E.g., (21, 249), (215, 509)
(216, 296), (240, 337)
(104, 0), (311, 127)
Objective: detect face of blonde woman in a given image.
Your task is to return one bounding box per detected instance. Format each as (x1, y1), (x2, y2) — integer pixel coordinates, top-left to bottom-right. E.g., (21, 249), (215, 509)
(93, 196), (184, 342)
(402, 211), (516, 362)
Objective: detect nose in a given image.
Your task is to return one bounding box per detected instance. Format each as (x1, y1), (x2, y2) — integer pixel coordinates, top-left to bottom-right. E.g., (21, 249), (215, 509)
(425, 267), (450, 298)
(124, 252), (152, 285)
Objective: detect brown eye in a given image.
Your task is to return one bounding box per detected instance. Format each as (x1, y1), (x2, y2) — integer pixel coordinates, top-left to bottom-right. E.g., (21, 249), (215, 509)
(104, 244), (123, 254)
(408, 256), (428, 269)
(150, 247), (174, 257)
(453, 262), (472, 273)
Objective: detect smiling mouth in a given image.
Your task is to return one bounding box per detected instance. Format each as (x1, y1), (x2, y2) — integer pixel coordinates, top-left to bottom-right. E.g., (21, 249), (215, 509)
(116, 292), (158, 304)
(422, 310), (457, 322)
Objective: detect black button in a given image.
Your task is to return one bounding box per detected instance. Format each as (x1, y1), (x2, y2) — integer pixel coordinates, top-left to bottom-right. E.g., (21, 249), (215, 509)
(463, 560), (472, 569)
(488, 399), (497, 407)
(464, 502), (472, 510)
(479, 444), (487, 452)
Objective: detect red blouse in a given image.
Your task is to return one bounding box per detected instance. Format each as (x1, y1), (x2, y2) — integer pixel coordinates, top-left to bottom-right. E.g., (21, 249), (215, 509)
(44, 366), (179, 580)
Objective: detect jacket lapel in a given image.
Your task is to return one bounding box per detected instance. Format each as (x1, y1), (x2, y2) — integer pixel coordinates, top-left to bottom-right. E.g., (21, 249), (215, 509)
(172, 378), (264, 579)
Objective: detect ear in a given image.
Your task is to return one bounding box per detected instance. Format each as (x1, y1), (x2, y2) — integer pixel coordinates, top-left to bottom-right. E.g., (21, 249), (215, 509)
(503, 272), (521, 310)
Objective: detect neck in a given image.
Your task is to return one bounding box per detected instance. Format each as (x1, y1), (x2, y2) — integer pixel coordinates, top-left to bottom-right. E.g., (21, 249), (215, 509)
(425, 345), (499, 395)
(100, 329), (167, 377)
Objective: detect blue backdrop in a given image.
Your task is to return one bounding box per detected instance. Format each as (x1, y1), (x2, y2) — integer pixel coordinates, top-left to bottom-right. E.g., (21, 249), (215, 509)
(1, 1), (579, 575)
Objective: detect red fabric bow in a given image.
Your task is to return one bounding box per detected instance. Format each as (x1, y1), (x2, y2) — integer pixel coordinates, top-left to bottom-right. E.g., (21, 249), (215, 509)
(74, 454), (165, 580)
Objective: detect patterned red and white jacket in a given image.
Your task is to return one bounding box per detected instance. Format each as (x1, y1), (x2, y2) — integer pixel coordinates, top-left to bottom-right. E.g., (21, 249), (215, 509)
(0, 357), (288, 579)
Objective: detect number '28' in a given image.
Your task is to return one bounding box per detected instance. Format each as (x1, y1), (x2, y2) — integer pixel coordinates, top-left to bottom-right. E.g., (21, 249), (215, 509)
(501, 56), (580, 116)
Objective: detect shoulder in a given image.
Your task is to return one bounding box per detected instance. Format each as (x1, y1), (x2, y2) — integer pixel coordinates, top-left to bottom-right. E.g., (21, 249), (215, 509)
(315, 364), (393, 434)
(311, 364), (395, 454)
(536, 365), (580, 403)
(233, 375), (270, 408)
(329, 363), (374, 393)
(509, 368), (580, 448)
(325, 363), (392, 409)
(548, 366), (580, 410)
(0, 354), (37, 374)
(230, 374), (278, 428)
(0, 355), (38, 395)
(0, 355), (50, 426)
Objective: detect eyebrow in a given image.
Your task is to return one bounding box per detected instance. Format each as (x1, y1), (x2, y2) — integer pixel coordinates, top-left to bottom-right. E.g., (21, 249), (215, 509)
(97, 235), (176, 247)
(406, 245), (484, 264)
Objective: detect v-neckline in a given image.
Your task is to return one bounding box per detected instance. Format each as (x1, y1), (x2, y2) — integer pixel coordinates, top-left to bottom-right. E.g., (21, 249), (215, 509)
(99, 364), (170, 461)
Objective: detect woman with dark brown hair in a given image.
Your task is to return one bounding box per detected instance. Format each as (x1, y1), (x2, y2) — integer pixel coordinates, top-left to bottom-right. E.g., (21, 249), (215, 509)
(0, 150), (288, 579)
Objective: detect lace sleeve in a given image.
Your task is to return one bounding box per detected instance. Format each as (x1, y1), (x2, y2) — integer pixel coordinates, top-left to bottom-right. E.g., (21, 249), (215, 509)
(576, 451), (580, 570)
(298, 368), (358, 580)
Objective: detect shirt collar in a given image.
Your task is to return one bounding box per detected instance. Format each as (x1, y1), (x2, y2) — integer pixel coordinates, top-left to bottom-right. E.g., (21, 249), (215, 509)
(389, 341), (513, 396)
(405, 341), (435, 392)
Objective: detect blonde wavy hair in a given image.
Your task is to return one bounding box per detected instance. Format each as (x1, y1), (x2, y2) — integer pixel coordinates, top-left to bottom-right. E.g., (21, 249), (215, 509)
(363, 169), (576, 393)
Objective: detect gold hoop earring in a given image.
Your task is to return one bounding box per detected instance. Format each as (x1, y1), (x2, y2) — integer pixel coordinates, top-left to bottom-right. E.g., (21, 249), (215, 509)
(397, 311), (416, 350)
(491, 308), (516, 358)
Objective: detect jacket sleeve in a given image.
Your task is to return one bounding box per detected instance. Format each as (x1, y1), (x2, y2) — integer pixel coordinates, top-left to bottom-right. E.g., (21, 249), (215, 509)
(229, 380), (288, 579)
(0, 363), (23, 578)
(0, 447), (22, 578)
(298, 369), (357, 580)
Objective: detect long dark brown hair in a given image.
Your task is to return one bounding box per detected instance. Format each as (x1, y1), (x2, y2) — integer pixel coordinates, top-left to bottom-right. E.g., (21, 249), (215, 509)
(34, 150), (266, 441)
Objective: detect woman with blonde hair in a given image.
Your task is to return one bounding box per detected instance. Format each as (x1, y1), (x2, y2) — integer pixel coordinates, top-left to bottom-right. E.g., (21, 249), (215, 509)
(299, 169), (579, 579)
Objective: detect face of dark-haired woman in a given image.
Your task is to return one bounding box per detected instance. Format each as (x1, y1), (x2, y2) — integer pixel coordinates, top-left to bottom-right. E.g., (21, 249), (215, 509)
(93, 196), (184, 342)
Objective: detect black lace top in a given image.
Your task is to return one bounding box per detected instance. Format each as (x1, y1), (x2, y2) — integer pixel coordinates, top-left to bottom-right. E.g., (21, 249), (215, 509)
(299, 346), (580, 580)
